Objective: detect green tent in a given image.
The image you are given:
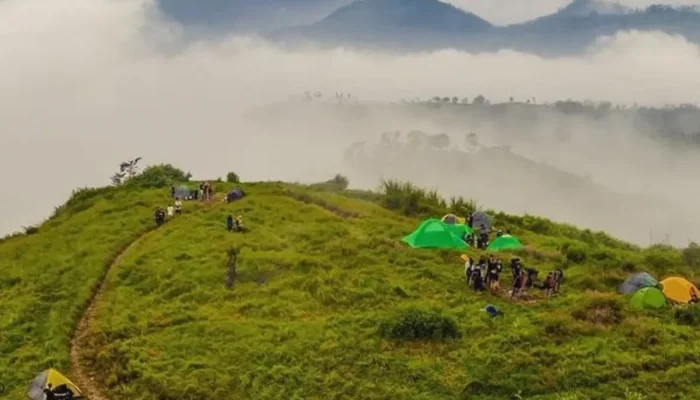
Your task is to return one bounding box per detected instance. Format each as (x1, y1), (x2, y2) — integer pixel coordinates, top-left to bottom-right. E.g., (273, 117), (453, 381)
(630, 287), (666, 310)
(402, 219), (468, 249)
(444, 223), (473, 240)
(486, 234), (523, 252)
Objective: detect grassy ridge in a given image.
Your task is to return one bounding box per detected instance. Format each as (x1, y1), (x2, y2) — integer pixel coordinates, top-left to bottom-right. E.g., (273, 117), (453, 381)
(0, 187), (175, 398)
(66, 183), (699, 399)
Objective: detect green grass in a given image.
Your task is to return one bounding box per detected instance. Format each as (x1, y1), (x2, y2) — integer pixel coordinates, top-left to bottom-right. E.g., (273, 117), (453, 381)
(2, 180), (700, 399)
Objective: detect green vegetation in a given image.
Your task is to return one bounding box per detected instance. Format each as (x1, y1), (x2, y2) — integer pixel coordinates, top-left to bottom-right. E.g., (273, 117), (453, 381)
(1, 172), (699, 399)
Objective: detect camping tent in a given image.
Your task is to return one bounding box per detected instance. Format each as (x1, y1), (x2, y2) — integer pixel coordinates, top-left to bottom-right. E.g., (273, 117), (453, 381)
(486, 234), (523, 252)
(173, 186), (192, 199)
(226, 188), (245, 203)
(441, 214), (465, 225)
(618, 272), (658, 294)
(660, 277), (699, 303)
(444, 223), (473, 240)
(402, 218), (468, 249)
(27, 369), (83, 400)
(630, 287), (666, 310)
(471, 211), (492, 231)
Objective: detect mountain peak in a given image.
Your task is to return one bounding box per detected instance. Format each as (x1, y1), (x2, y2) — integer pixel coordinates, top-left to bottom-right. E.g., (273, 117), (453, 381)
(558, 0), (630, 17)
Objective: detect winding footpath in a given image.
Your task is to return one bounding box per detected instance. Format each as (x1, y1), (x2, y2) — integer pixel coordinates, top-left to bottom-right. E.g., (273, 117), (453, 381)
(69, 229), (154, 400)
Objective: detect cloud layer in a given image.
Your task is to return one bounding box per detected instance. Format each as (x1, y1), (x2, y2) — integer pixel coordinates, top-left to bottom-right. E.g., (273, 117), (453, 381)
(2, 0), (700, 246)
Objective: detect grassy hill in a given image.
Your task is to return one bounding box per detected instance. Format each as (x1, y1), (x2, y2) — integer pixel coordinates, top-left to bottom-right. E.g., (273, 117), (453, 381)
(2, 168), (700, 399)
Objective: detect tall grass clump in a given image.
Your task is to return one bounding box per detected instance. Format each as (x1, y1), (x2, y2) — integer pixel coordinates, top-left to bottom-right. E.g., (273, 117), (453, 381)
(379, 308), (460, 341)
(675, 306), (700, 326)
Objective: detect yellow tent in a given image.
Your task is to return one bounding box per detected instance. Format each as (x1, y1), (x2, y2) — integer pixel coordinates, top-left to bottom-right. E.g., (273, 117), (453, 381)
(27, 368), (84, 399)
(660, 277), (699, 304)
(441, 214), (465, 225)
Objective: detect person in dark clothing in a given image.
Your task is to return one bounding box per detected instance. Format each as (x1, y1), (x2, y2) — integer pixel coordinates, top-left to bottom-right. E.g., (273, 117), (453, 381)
(53, 384), (74, 400)
(510, 257), (522, 280)
(226, 215), (234, 232)
(467, 214), (474, 228)
(479, 224), (489, 249)
(542, 272), (555, 297)
(170, 186), (175, 198)
(511, 270), (525, 299)
(485, 255), (497, 285)
(44, 384), (55, 400)
(525, 268), (538, 289)
(472, 257), (485, 291)
(487, 259), (501, 293)
(154, 208), (164, 226)
(464, 257), (474, 285)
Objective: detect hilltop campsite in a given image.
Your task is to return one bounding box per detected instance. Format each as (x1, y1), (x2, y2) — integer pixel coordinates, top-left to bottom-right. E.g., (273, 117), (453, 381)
(1, 164), (699, 400)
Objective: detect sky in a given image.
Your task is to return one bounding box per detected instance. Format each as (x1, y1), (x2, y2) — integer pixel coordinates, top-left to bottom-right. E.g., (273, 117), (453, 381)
(2, 0), (700, 245)
(447, 0), (700, 24)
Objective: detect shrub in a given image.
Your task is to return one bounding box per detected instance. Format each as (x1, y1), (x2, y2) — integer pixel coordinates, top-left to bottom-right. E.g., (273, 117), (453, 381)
(571, 294), (625, 326)
(378, 179), (444, 216)
(564, 243), (588, 264)
(226, 172), (240, 183)
(682, 242), (700, 269)
(380, 308), (460, 341)
(127, 164), (191, 188)
(674, 306), (700, 326)
(22, 226), (39, 235)
(309, 174), (349, 192)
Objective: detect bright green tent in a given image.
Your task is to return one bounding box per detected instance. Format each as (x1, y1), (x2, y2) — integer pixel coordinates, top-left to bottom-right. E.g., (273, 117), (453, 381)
(630, 287), (666, 310)
(486, 234), (523, 252)
(444, 223), (473, 240)
(402, 218), (468, 249)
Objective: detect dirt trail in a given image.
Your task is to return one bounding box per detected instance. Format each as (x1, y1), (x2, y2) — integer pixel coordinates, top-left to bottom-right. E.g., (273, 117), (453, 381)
(69, 197), (221, 400)
(69, 229), (152, 400)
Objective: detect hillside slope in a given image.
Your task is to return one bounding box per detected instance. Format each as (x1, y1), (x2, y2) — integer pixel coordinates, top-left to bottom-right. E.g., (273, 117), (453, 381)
(2, 178), (700, 399)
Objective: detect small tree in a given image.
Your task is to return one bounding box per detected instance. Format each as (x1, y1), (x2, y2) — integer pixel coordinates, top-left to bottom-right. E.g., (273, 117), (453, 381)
(473, 95), (486, 106)
(111, 157), (142, 186)
(226, 171), (240, 183)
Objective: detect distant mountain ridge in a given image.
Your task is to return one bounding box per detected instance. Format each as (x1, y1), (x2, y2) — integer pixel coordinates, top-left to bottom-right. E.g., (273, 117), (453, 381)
(158, 0), (700, 55)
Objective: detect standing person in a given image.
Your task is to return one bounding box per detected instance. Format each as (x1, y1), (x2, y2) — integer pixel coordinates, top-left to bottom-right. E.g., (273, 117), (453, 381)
(467, 214), (474, 228)
(510, 257), (522, 280)
(487, 259), (501, 293)
(479, 224), (489, 250)
(227, 215), (234, 232)
(207, 182), (214, 200)
(553, 269), (564, 294)
(464, 257), (474, 285)
(167, 205), (174, 218)
(174, 198), (182, 215)
(199, 182), (205, 201)
(511, 270), (525, 299)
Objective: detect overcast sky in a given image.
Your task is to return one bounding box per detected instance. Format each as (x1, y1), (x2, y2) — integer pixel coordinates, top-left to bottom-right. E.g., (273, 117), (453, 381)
(447, 0), (700, 24)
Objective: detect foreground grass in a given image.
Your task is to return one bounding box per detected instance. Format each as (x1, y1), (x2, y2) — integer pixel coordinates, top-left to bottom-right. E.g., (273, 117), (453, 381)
(0, 185), (220, 398)
(70, 183), (699, 400)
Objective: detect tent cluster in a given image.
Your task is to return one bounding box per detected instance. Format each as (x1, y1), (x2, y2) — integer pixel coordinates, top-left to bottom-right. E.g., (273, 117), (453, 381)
(402, 213), (524, 252)
(618, 273), (699, 310)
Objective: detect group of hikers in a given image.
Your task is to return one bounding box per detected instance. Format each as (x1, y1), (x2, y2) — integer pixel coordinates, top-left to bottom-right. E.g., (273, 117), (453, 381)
(43, 383), (75, 400)
(463, 253), (564, 300)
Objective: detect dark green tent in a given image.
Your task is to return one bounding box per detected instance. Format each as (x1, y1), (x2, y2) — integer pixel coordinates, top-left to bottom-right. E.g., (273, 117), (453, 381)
(402, 219), (468, 249)
(486, 234), (523, 252)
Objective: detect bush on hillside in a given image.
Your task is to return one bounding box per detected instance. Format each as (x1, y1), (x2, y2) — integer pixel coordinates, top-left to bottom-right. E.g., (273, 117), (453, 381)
(447, 196), (479, 217)
(380, 308), (460, 341)
(571, 294), (625, 326)
(226, 171), (240, 183)
(379, 180), (444, 216)
(309, 174), (349, 192)
(675, 306), (700, 326)
(560, 242), (588, 264)
(51, 186), (114, 219)
(644, 245), (683, 271)
(22, 226), (39, 235)
(682, 242), (700, 269)
(126, 164), (191, 188)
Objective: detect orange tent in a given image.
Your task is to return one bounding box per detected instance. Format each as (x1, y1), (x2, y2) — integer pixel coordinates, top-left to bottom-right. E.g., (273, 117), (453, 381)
(660, 277), (699, 304)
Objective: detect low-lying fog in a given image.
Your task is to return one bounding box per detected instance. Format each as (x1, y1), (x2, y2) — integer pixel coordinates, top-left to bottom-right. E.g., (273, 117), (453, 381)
(2, 0), (700, 247)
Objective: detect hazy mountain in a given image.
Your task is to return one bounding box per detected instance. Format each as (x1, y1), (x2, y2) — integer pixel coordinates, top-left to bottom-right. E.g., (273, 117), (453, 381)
(553, 0), (631, 18)
(156, 0), (350, 33)
(271, 0), (492, 50)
